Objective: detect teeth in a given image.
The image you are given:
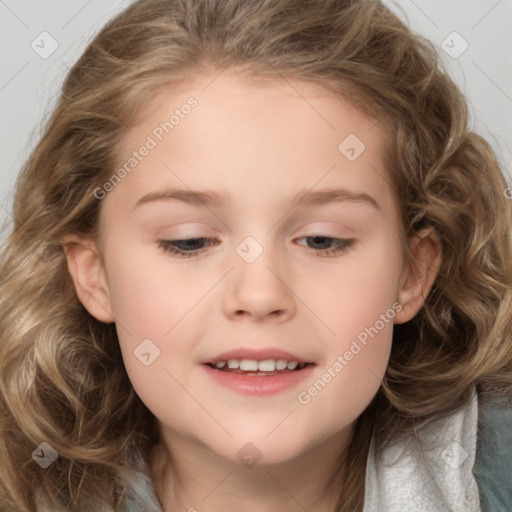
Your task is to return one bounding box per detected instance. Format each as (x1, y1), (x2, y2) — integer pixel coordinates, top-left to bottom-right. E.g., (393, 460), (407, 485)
(239, 359), (258, 371)
(276, 359), (288, 370)
(258, 359), (275, 371)
(212, 358), (307, 371)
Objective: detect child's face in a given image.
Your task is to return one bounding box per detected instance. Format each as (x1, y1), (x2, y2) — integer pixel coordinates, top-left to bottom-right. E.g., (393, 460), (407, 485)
(67, 71), (438, 465)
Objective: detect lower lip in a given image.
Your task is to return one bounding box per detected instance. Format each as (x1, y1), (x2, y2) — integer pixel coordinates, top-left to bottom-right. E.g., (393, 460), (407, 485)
(201, 364), (315, 395)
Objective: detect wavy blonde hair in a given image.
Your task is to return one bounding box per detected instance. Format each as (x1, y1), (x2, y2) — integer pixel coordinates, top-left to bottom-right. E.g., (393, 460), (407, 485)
(1, 0), (511, 510)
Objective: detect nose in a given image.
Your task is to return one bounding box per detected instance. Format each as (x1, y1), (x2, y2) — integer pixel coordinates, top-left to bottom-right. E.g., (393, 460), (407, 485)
(222, 241), (296, 323)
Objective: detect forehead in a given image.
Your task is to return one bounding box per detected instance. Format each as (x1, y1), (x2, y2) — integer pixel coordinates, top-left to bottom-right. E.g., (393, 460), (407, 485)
(104, 71), (396, 215)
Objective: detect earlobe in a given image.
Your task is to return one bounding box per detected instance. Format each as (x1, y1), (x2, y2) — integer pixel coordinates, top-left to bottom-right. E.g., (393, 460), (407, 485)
(61, 235), (115, 323)
(394, 227), (442, 324)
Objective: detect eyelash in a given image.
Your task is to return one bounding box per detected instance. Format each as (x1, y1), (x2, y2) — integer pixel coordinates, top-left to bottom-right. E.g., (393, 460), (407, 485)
(157, 236), (355, 259)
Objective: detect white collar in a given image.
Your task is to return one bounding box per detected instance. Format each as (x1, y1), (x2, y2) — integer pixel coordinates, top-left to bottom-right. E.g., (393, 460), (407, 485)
(363, 391), (480, 512)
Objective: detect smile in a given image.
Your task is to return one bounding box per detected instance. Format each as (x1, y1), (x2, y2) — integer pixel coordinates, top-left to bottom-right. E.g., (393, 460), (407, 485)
(202, 357), (316, 395)
(208, 358), (310, 373)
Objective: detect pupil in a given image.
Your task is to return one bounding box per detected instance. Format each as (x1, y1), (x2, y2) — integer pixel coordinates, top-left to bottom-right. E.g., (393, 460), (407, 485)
(178, 238), (204, 250)
(310, 236), (331, 249)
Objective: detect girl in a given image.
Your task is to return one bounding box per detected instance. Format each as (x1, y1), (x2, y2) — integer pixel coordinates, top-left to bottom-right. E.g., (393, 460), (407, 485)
(0, 0), (511, 511)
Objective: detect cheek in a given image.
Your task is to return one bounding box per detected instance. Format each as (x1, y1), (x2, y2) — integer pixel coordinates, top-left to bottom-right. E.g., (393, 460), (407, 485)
(295, 243), (401, 412)
(103, 249), (202, 415)
(102, 243), (213, 382)
(303, 243), (402, 342)
(296, 283), (395, 430)
(104, 244), (195, 338)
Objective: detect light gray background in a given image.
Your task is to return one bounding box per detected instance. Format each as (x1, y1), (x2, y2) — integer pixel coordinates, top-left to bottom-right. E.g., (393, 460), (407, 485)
(1, 0), (511, 230)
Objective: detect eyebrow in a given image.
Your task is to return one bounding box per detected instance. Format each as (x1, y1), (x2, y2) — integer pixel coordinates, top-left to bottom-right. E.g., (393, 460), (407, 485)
(133, 186), (380, 211)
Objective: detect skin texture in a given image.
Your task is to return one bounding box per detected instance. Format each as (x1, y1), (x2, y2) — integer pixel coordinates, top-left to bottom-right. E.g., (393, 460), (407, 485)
(63, 71), (441, 511)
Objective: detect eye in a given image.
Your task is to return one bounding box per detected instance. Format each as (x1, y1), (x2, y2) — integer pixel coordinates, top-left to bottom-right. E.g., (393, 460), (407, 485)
(157, 237), (218, 258)
(157, 235), (355, 259)
(295, 236), (355, 257)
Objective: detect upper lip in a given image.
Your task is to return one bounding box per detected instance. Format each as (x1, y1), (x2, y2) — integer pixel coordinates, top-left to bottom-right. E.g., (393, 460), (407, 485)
(201, 348), (314, 365)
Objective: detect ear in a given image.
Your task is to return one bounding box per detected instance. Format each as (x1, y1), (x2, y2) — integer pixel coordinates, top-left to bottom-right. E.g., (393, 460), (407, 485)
(394, 227), (442, 324)
(61, 235), (115, 323)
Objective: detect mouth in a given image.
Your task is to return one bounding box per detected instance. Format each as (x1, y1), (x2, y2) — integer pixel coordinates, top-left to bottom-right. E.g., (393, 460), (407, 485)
(205, 358), (314, 376)
(201, 348), (316, 395)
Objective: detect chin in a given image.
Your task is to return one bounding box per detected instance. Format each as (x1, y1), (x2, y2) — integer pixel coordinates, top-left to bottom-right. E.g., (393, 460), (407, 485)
(207, 433), (312, 467)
